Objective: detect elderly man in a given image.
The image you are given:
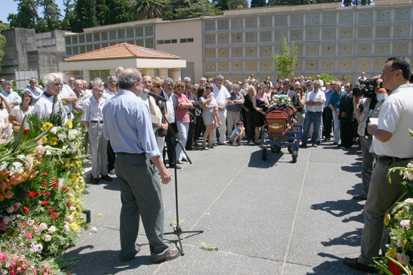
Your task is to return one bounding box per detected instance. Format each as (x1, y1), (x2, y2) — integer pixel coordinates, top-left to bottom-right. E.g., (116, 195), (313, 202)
(33, 73), (67, 121)
(25, 78), (43, 102)
(212, 75), (231, 144)
(1, 80), (21, 108)
(344, 57), (413, 273)
(102, 68), (177, 263)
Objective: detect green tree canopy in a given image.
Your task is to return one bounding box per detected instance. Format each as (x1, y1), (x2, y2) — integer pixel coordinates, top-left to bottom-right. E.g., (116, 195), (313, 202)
(135, 0), (169, 20)
(36, 0), (61, 32)
(0, 24), (8, 68)
(8, 0), (39, 29)
(250, 0), (267, 7)
(165, 0), (220, 20)
(214, 0), (249, 10)
(273, 38), (298, 79)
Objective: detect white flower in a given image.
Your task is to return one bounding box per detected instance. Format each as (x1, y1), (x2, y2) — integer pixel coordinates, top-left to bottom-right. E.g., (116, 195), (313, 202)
(6, 206), (15, 214)
(27, 219), (35, 226)
(407, 162), (413, 169)
(3, 216), (11, 225)
(49, 127), (59, 135)
(43, 234), (52, 242)
(58, 178), (65, 188)
(68, 129), (79, 140)
(9, 161), (24, 174)
(38, 223), (48, 232)
(69, 206), (76, 211)
(396, 253), (410, 266)
(57, 133), (66, 141)
(48, 225), (56, 234)
(400, 219), (411, 229)
(405, 171), (413, 181)
(404, 198), (413, 204)
(30, 243), (43, 253)
(64, 223), (70, 233)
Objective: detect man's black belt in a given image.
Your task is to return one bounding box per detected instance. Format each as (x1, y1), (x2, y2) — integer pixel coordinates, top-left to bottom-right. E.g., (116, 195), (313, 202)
(377, 155), (411, 163)
(90, 120), (104, 123)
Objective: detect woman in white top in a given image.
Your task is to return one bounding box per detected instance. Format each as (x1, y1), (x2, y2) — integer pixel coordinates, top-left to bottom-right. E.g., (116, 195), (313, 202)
(9, 91), (34, 132)
(0, 95), (12, 144)
(199, 85), (219, 149)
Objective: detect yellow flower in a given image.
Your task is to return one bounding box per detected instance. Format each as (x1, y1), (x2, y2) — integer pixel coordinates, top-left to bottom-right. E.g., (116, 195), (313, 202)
(384, 213), (391, 226)
(65, 119), (73, 129)
(386, 247), (397, 258)
(49, 136), (59, 146)
(41, 122), (53, 131)
(69, 222), (81, 233)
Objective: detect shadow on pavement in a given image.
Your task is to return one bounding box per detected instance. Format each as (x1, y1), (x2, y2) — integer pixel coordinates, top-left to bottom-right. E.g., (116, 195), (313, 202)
(248, 149), (283, 168)
(311, 199), (363, 217)
(307, 253), (364, 275)
(321, 228), (362, 247)
(64, 245), (153, 275)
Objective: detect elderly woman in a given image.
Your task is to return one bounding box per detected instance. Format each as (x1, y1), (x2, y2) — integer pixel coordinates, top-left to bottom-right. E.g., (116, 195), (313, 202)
(33, 73), (67, 122)
(83, 78), (110, 184)
(174, 81), (193, 163)
(9, 91), (34, 132)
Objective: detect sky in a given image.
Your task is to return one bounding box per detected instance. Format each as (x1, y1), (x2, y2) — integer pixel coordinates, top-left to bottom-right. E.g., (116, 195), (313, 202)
(0, 0), (66, 23)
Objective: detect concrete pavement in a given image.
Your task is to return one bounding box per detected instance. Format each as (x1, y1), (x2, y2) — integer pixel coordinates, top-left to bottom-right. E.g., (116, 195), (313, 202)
(65, 143), (365, 275)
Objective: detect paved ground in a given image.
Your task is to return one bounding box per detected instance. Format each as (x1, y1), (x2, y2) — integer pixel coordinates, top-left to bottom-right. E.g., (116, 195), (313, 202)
(65, 143), (366, 275)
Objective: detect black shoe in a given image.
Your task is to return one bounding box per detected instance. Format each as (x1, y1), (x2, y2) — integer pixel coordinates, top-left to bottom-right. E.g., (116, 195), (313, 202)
(312, 144), (318, 148)
(151, 248), (179, 264)
(101, 175), (113, 182)
(119, 246), (140, 262)
(300, 144), (307, 148)
(169, 164), (182, 169)
(343, 257), (377, 273)
(353, 194), (367, 201)
(89, 177), (100, 184)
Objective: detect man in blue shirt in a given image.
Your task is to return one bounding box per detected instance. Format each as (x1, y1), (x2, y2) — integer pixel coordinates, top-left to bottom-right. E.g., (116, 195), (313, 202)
(103, 68), (178, 263)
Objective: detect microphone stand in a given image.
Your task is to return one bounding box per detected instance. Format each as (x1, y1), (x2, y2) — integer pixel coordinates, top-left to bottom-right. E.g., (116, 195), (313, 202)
(164, 138), (203, 255)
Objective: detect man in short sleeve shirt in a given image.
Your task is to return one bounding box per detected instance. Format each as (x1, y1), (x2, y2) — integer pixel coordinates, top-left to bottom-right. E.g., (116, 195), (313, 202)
(344, 57), (413, 273)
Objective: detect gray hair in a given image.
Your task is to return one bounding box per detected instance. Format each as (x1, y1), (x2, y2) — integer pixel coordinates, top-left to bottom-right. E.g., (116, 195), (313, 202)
(164, 77), (174, 85)
(107, 75), (118, 83)
(118, 68), (142, 90)
(91, 78), (104, 89)
(44, 73), (64, 87)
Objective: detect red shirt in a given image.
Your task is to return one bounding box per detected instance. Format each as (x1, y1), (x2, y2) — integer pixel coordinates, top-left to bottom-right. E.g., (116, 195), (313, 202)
(175, 93), (190, 123)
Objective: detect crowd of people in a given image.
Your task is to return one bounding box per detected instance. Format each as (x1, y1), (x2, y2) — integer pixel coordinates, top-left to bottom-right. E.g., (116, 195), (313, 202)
(1, 57), (413, 266)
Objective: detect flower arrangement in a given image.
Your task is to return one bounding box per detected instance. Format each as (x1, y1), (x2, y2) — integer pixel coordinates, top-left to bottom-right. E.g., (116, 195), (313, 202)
(0, 115), (87, 274)
(269, 95), (292, 109)
(375, 131), (413, 275)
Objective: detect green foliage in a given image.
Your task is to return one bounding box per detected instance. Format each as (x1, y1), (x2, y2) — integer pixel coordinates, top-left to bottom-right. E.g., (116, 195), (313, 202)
(214, 0), (249, 10)
(273, 38), (298, 79)
(8, 0), (39, 29)
(250, 0), (267, 7)
(165, 0), (220, 20)
(318, 74), (337, 84)
(135, 0), (169, 20)
(36, 0), (61, 32)
(0, 24), (6, 67)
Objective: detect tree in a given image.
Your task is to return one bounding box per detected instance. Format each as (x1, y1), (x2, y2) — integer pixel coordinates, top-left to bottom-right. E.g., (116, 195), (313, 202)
(36, 0), (61, 32)
(8, 0), (39, 29)
(104, 0), (133, 24)
(72, 0), (98, 32)
(166, 0), (219, 20)
(214, 0), (248, 10)
(0, 24), (8, 68)
(250, 0), (267, 7)
(61, 0), (75, 30)
(273, 38), (298, 79)
(134, 0), (169, 20)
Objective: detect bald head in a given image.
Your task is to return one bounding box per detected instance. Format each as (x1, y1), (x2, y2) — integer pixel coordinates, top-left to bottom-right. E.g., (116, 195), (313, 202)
(118, 68), (143, 93)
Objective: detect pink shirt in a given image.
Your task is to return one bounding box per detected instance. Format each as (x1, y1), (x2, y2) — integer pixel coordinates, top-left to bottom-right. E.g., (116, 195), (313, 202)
(175, 93), (190, 123)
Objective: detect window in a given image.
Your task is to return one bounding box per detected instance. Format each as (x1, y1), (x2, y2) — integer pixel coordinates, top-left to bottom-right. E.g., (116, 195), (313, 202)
(245, 32), (257, 43)
(127, 27), (134, 38)
(357, 26), (373, 39)
(306, 13), (320, 25)
(357, 11), (372, 25)
(217, 61), (229, 72)
(71, 36), (78, 44)
(393, 25), (410, 38)
(231, 47), (243, 57)
(72, 46), (79, 55)
(89, 70), (110, 80)
(375, 42), (390, 55)
(118, 29), (125, 39)
(93, 44), (100, 50)
(205, 48), (216, 58)
(145, 25), (154, 36)
(94, 32), (100, 42)
(260, 15), (272, 28)
(145, 38), (154, 48)
(245, 61), (257, 72)
(321, 43), (336, 56)
(110, 30), (117, 40)
(231, 61), (243, 72)
(231, 18), (243, 30)
(65, 47), (72, 56)
(375, 10), (392, 24)
(274, 29), (288, 41)
(136, 39), (144, 46)
(217, 19), (229, 30)
(290, 14), (304, 26)
(393, 41), (409, 55)
(79, 45), (85, 53)
(101, 32), (108, 41)
(245, 17), (257, 29)
(136, 27), (143, 37)
(290, 29), (303, 41)
(260, 46), (272, 57)
(394, 9), (410, 22)
(305, 44), (319, 57)
(65, 37), (71, 45)
(322, 12), (336, 25)
(321, 27), (336, 40)
(356, 43), (371, 55)
(218, 48), (229, 58)
(274, 15), (288, 26)
(305, 27), (320, 41)
(338, 12), (353, 25)
(338, 27), (353, 39)
(205, 62), (216, 72)
(86, 33), (92, 43)
(205, 34), (216, 44)
(260, 31), (272, 42)
(338, 43), (352, 56)
(320, 60), (335, 72)
(205, 20), (216, 31)
(305, 59), (318, 71)
(86, 44), (93, 51)
(245, 47), (257, 57)
(79, 34), (85, 43)
(217, 33), (229, 44)
(375, 26), (391, 39)
(231, 32), (243, 43)
(260, 61), (273, 72)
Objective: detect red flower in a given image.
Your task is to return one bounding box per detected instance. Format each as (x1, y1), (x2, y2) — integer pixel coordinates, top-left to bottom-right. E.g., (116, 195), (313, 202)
(24, 231), (33, 240)
(28, 191), (38, 198)
(42, 172), (48, 177)
(48, 208), (59, 220)
(51, 182), (58, 189)
(22, 206), (30, 215)
(40, 200), (49, 206)
(23, 128), (30, 135)
(40, 192), (51, 197)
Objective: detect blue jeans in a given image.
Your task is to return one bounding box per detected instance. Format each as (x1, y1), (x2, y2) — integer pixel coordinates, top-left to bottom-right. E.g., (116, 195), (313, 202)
(302, 111), (322, 145)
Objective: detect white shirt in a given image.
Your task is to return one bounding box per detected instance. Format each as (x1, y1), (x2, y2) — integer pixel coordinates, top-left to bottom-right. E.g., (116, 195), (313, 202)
(213, 84), (230, 109)
(165, 92), (176, 123)
(60, 84), (77, 114)
(10, 105), (34, 125)
(33, 93), (67, 120)
(0, 108), (12, 143)
(75, 89), (92, 114)
(371, 83), (413, 158)
(0, 90), (21, 106)
(84, 96), (106, 122)
(103, 89), (117, 100)
(305, 89), (326, 112)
